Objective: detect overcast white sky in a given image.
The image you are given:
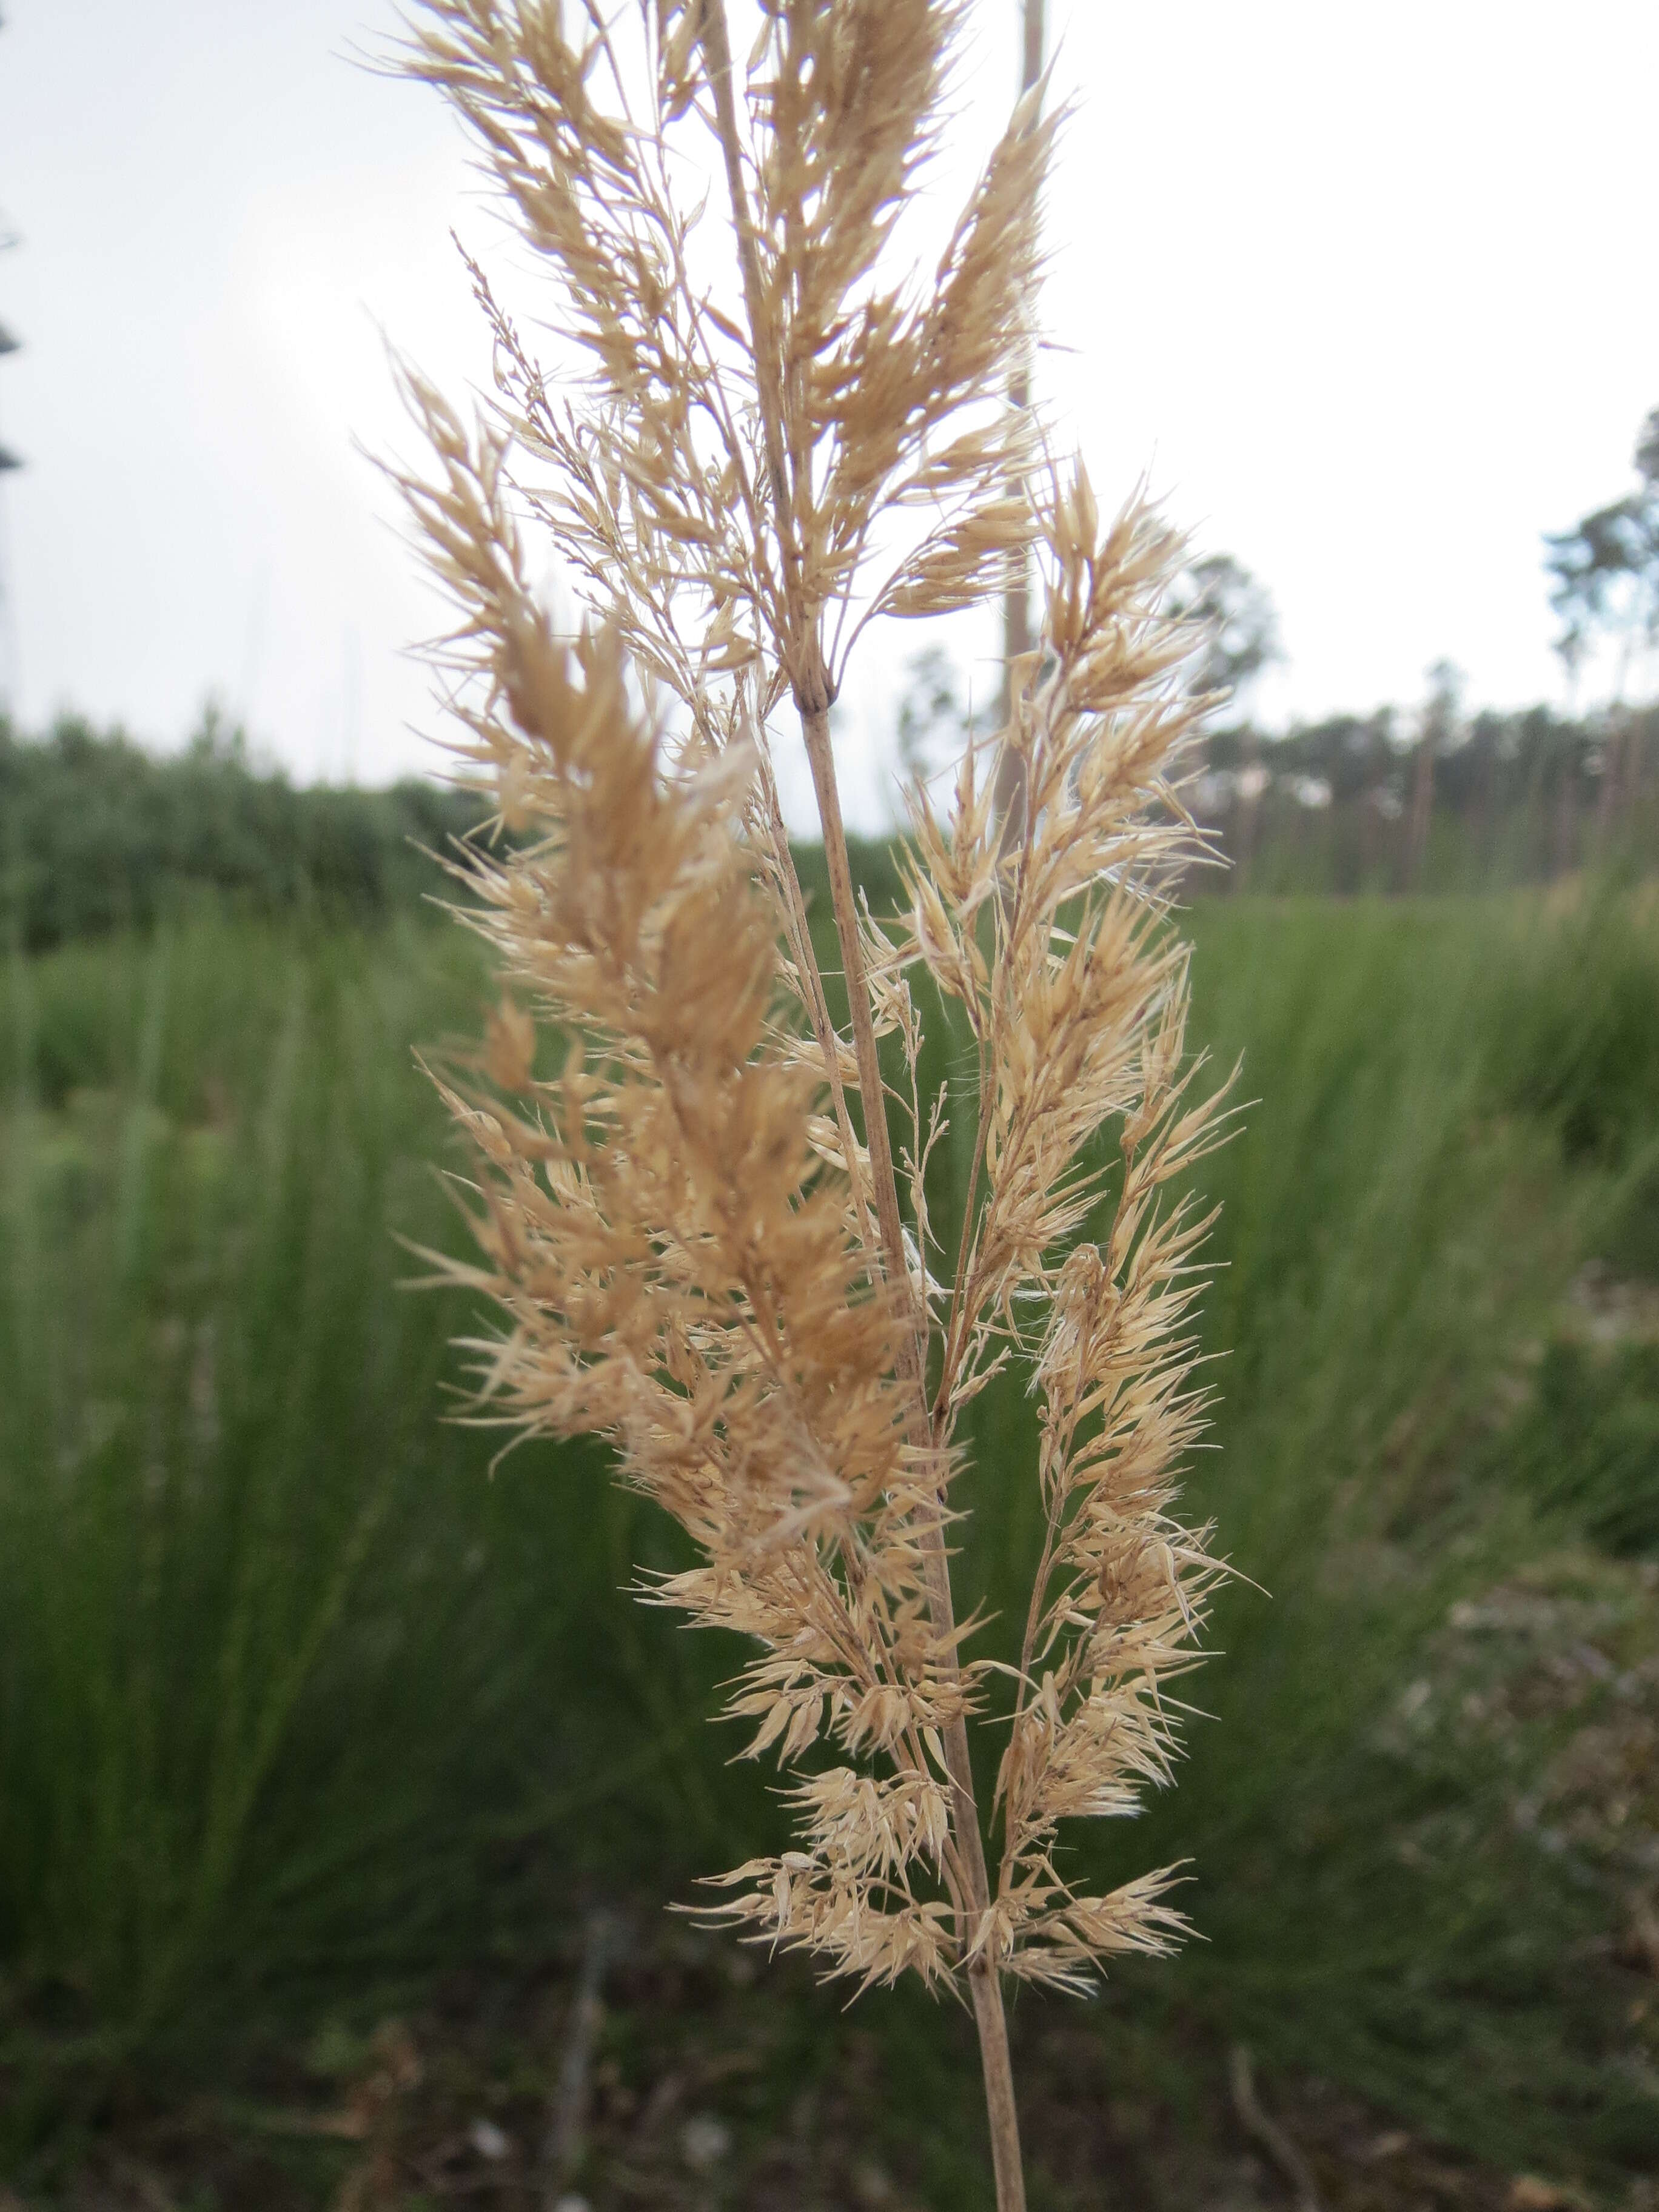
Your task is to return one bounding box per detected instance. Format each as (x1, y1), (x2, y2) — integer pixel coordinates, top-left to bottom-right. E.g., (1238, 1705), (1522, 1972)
(0, 1), (1654, 828)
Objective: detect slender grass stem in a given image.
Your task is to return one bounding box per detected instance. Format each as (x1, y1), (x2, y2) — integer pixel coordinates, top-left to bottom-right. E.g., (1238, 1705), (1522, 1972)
(797, 691), (1027, 2212)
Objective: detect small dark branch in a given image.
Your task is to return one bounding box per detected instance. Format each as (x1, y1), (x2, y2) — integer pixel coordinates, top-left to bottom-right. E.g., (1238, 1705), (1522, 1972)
(541, 1909), (620, 2207)
(1229, 2045), (1325, 2212)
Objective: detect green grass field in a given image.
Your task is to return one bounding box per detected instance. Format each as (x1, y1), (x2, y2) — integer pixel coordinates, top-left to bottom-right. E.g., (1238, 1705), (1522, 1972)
(1, 886), (1656, 2207)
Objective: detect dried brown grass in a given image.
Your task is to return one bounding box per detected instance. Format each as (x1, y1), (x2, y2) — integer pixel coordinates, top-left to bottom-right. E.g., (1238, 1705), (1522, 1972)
(392, 7), (1232, 2203)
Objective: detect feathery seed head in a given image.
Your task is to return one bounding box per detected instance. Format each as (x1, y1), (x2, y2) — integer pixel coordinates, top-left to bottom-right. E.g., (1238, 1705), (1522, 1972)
(400, 0), (1233, 2016)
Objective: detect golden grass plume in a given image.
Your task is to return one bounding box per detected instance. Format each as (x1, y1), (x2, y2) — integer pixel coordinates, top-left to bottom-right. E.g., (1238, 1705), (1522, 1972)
(394, 5), (1235, 2202)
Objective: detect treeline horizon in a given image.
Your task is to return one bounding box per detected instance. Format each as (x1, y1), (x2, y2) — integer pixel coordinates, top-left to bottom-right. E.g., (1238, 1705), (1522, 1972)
(1196, 697), (1659, 894)
(3, 691), (1656, 950)
(0, 705), (482, 950)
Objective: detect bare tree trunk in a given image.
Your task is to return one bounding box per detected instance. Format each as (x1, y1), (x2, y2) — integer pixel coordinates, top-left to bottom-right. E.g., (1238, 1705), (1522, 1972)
(1555, 749), (1580, 880)
(1233, 731), (1262, 894)
(1406, 738), (1434, 890)
(1596, 628), (1639, 856)
(993, 0), (1046, 846)
(1595, 714), (1625, 854)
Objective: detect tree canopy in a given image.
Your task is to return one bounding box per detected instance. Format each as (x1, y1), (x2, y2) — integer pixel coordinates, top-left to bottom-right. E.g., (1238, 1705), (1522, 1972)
(1544, 406), (1659, 698)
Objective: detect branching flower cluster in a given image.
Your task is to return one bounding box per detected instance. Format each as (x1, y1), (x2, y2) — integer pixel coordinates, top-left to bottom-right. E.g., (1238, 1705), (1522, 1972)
(396, 5), (1232, 2201)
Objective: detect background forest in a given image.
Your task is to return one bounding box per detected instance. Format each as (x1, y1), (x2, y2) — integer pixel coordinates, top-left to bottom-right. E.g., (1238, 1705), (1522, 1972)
(1, 675), (1657, 2210)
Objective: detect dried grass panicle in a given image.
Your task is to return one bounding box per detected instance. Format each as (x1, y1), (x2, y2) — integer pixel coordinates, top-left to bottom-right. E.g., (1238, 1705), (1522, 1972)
(401, 371), (973, 1991)
(397, 0), (1233, 2193)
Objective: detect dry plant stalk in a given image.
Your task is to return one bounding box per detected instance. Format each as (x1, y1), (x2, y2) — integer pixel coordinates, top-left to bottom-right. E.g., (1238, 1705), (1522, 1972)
(394, 7), (1232, 2205)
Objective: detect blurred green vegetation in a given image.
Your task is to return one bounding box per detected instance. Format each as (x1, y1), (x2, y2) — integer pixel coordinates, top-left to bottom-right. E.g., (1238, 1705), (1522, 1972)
(0, 708), (480, 951)
(0, 918), (761, 2060)
(1500, 1338), (1659, 1555)
(1, 876), (1657, 2199)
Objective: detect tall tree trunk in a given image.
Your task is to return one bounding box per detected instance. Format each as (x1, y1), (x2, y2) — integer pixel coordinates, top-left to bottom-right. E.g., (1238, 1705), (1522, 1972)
(1595, 714), (1625, 854)
(1406, 737), (1434, 890)
(1554, 749), (1580, 880)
